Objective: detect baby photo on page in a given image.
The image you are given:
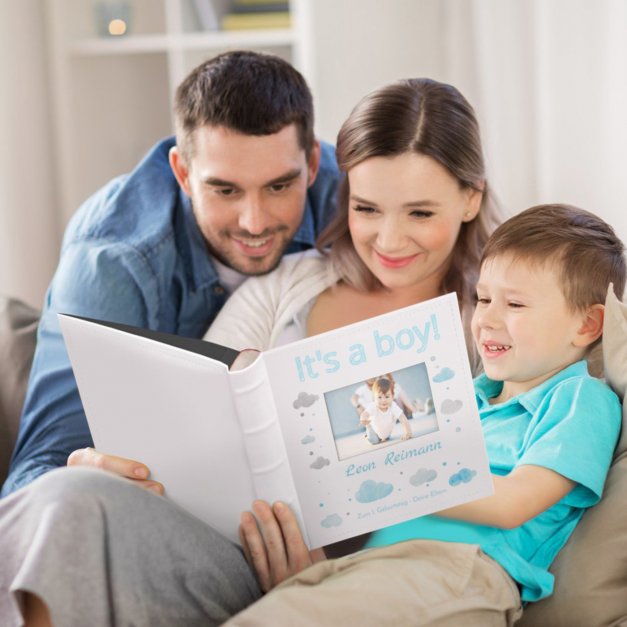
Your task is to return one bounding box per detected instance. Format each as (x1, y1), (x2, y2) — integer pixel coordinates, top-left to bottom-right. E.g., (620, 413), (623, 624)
(324, 362), (439, 460)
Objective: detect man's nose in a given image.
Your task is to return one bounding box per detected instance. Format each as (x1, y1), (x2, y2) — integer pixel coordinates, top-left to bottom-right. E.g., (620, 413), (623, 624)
(238, 196), (270, 235)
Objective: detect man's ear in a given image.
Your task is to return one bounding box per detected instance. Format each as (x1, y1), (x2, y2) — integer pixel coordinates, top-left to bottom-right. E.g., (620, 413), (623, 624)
(169, 146), (191, 196)
(573, 304), (605, 347)
(306, 139), (321, 188)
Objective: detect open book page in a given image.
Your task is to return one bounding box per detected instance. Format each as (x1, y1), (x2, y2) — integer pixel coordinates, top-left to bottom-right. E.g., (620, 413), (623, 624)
(59, 315), (255, 544)
(262, 293), (492, 548)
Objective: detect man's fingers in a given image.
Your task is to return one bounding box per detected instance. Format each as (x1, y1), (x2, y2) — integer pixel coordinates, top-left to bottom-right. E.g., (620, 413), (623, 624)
(240, 510), (272, 592)
(66, 448), (160, 490)
(272, 502), (312, 573)
(252, 500), (290, 585)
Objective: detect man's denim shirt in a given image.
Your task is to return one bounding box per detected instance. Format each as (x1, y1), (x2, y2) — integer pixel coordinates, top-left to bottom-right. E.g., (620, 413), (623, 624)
(2, 137), (340, 496)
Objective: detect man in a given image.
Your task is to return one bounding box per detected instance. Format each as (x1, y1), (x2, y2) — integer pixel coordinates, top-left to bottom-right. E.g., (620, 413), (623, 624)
(1, 50), (339, 497)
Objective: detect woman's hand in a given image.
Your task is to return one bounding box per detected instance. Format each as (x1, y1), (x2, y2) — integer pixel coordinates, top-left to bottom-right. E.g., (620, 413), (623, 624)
(66, 447), (164, 494)
(239, 500), (325, 593)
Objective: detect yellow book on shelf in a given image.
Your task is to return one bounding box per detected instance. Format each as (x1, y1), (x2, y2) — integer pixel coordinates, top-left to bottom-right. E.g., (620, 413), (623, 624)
(221, 11), (291, 30)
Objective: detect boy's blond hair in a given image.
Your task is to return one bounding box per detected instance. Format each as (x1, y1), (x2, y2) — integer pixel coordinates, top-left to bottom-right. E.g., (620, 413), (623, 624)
(481, 204), (626, 312)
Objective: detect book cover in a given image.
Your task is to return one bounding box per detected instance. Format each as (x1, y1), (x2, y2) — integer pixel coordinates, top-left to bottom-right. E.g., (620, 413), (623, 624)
(59, 293), (492, 548)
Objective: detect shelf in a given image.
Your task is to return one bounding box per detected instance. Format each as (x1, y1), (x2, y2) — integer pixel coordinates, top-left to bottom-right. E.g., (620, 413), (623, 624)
(69, 29), (295, 56)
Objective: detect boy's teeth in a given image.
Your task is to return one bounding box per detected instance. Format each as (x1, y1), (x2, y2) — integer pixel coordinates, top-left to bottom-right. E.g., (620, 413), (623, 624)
(486, 344), (509, 352)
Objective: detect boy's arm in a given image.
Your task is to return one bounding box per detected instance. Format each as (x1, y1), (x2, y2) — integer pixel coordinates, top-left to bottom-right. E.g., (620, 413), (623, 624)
(438, 464), (576, 529)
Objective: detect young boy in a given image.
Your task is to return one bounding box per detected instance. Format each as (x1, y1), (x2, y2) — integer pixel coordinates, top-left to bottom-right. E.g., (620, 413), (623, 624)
(231, 204), (626, 625)
(359, 377), (413, 444)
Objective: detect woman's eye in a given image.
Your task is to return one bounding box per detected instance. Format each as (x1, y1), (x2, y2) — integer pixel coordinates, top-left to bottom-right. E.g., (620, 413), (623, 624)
(410, 210), (434, 219)
(352, 204), (377, 214)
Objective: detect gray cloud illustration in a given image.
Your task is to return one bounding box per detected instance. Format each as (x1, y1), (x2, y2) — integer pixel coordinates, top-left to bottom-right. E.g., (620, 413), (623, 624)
(293, 392), (319, 409)
(321, 514), (343, 528)
(310, 456), (330, 470)
(440, 399), (463, 414)
(301, 435), (315, 445)
(432, 367), (455, 383)
(410, 468), (438, 486)
(355, 479), (394, 503)
(448, 468), (477, 487)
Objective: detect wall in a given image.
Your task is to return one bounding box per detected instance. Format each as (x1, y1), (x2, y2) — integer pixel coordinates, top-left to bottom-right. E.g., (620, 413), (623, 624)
(0, 0), (59, 308)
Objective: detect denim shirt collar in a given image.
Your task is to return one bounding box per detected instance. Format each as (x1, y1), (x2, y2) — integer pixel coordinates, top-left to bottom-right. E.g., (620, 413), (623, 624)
(475, 360), (589, 413)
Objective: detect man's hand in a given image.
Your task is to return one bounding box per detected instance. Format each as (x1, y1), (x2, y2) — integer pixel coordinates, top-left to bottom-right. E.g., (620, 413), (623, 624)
(239, 500), (325, 593)
(67, 448), (164, 494)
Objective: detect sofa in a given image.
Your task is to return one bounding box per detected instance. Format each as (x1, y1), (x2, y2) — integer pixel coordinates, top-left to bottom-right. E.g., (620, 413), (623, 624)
(0, 293), (625, 626)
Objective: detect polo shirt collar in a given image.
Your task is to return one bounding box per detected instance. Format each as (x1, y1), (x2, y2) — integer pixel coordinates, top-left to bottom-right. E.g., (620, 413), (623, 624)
(475, 360), (589, 413)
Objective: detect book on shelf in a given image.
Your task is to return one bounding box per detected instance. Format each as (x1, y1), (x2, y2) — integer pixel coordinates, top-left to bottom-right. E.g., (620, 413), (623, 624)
(221, 11), (290, 30)
(59, 292), (492, 549)
(230, 2), (289, 13)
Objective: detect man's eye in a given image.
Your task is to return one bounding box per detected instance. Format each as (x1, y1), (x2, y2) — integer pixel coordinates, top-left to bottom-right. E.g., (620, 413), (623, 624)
(269, 183), (290, 193)
(216, 188), (237, 196)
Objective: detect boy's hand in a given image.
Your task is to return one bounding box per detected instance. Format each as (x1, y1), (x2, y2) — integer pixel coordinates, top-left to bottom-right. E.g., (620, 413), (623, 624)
(401, 432), (412, 441)
(67, 447), (164, 494)
(239, 500), (324, 592)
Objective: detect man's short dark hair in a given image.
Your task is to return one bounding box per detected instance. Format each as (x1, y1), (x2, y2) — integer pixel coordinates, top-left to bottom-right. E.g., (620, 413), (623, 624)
(174, 50), (314, 161)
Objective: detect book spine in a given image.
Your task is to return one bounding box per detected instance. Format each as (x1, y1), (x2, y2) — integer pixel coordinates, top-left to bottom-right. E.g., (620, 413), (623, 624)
(230, 360), (308, 543)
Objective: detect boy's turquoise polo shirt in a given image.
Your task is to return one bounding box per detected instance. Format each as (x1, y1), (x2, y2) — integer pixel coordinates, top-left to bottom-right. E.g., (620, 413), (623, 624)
(367, 361), (621, 602)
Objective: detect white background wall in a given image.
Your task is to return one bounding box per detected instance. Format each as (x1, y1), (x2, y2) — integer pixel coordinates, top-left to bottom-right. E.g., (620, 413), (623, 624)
(2, 0), (627, 307)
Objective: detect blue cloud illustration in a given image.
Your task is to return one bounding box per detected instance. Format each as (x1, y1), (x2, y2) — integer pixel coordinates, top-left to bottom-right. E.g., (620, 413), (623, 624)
(293, 392), (319, 409)
(410, 468), (438, 486)
(310, 456), (330, 470)
(321, 513), (343, 528)
(448, 468), (477, 487)
(440, 399), (463, 414)
(301, 435), (315, 445)
(355, 479), (394, 503)
(432, 367), (455, 383)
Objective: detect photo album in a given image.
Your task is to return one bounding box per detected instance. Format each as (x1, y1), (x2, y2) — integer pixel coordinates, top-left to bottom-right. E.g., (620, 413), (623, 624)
(59, 292), (492, 549)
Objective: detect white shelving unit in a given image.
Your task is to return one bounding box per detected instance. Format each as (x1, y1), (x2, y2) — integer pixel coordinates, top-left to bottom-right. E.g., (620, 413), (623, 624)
(46, 0), (302, 223)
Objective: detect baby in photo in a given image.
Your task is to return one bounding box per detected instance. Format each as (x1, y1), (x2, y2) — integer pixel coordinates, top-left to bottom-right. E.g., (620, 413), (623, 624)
(359, 377), (413, 444)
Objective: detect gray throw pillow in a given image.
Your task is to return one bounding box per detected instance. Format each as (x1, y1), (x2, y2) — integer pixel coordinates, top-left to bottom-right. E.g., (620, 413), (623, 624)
(0, 296), (39, 484)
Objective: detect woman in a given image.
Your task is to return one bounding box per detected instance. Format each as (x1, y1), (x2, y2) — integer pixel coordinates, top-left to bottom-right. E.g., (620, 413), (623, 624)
(6, 78), (501, 627)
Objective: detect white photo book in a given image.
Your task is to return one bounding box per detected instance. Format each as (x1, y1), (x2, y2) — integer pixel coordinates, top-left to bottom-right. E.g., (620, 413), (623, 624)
(58, 292), (492, 549)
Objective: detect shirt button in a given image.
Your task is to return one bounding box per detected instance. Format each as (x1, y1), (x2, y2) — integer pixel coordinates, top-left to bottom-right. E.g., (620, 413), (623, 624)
(213, 285), (225, 295)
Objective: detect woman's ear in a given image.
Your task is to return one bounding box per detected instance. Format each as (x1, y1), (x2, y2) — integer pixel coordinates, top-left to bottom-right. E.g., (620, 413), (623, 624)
(169, 146), (191, 196)
(573, 304), (605, 347)
(462, 183), (484, 222)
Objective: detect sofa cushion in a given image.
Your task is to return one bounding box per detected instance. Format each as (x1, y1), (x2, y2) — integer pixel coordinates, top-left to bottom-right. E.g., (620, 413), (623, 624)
(518, 286), (627, 627)
(0, 296), (39, 484)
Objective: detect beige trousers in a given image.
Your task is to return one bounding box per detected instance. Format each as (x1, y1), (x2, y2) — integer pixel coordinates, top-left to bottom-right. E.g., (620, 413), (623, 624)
(227, 540), (523, 627)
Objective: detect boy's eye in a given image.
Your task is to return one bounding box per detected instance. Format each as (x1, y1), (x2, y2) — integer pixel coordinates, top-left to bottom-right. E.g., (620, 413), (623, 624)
(508, 302), (525, 309)
(476, 297), (490, 305)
